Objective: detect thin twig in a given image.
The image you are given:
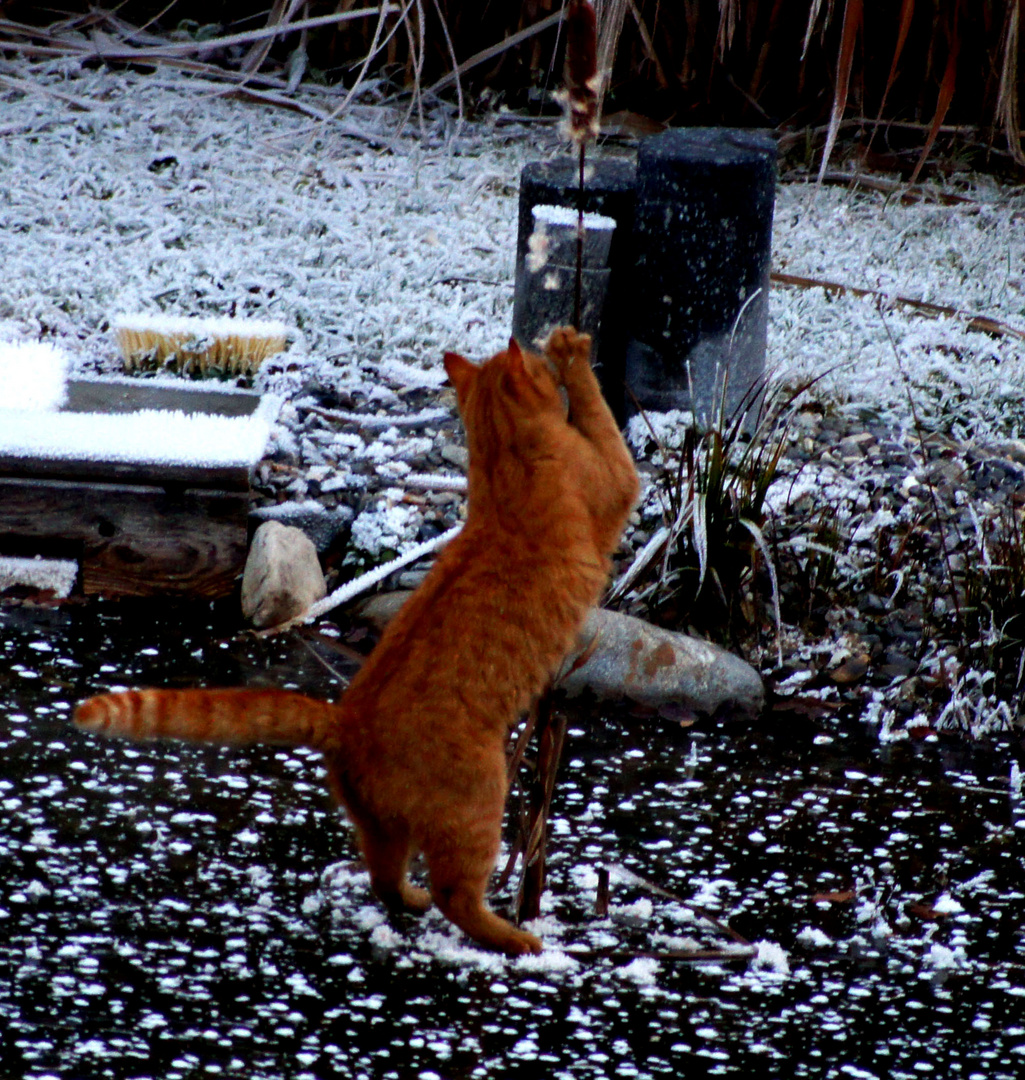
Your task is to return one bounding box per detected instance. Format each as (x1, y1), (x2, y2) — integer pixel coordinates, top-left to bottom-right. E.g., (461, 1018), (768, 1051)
(772, 271), (1025, 343)
(610, 865), (753, 947)
(423, 10), (563, 97)
(293, 630), (355, 687)
(563, 945), (757, 964)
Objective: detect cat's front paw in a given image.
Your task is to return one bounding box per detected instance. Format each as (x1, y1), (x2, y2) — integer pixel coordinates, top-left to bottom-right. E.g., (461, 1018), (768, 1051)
(545, 326), (592, 379)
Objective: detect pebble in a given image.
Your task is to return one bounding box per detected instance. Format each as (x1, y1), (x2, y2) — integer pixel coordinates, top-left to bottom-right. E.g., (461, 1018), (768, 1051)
(246, 368), (1025, 730)
(440, 444), (469, 470)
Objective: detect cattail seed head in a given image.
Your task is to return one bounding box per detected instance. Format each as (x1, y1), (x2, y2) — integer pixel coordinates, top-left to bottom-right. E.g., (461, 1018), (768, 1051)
(561, 0), (600, 147)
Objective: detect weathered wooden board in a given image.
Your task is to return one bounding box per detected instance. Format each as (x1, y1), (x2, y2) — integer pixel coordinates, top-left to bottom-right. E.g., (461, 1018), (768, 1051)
(0, 450), (253, 492)
(64, 378), (263, 418)
(0, 376), (268, 598)
(0, 476), (250, 598)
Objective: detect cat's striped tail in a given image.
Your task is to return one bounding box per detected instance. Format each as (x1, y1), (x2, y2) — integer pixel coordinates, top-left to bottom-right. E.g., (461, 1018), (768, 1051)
(74, 688), (337, 749)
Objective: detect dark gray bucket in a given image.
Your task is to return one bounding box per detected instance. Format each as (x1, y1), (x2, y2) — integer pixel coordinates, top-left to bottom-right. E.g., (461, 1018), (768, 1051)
(512, 158), (637, 420)
(511, 202), (615, 361)
(626, 128), (777, 425)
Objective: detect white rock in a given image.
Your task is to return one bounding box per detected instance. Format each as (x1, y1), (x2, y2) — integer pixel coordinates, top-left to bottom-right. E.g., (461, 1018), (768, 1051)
(241, 521), (326, 628)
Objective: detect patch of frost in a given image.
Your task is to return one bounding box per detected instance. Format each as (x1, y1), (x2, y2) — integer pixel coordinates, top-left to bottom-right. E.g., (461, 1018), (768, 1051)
(0, 339), (68, 410)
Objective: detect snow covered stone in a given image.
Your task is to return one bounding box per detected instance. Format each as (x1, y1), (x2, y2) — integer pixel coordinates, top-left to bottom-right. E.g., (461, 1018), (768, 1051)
(558, 608), (764, 718)
(0, 340), (68, 411)
(241, 521), (326, 629)
(357, 592), (763, 718)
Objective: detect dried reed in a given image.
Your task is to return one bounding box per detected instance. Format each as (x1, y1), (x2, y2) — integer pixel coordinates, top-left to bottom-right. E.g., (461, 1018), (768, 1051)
(2, 2), (1019, 172)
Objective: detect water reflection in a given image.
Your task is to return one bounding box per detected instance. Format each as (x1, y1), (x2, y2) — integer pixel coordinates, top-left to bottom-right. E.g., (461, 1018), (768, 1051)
(1, 600), (1023, 1078)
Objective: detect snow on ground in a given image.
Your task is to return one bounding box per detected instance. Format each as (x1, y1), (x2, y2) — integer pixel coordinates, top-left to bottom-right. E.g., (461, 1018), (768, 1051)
(771, 181), (1025, 441)
(0, 60), (527, 387)
(2, 59), (1025, 741)
(1, 58), (1022, 441)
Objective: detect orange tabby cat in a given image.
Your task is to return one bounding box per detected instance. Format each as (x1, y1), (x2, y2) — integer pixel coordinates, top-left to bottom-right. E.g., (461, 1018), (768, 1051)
(75, 327), (639, 955)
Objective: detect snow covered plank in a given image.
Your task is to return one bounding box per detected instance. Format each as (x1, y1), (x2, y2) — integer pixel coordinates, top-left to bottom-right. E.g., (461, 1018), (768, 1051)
(0, 476), (250, 598)
(0, 376), (274, 596)
(0, 377), (271, 492)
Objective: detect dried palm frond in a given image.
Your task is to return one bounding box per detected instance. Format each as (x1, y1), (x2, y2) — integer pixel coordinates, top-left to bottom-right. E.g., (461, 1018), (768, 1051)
(817, 0), (863, 181)
(908, 1), (961, 184)
(995, 0), (1024, 167)
(863, 0), (915, 159)
(595, 0), (629, 113)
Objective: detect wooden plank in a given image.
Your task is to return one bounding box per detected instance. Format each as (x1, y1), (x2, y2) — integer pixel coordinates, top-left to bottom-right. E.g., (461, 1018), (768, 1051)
(64, 377), (263, 417)
(0, 452), (253, 491)
(0, 476), (249, 598)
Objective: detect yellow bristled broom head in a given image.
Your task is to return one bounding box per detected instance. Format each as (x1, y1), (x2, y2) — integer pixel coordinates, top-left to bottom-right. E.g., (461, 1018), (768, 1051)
(113, 314), (290, 378)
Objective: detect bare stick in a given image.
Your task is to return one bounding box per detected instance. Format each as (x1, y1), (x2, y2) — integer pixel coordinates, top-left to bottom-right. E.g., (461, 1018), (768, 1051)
(516, 697), (568, 923)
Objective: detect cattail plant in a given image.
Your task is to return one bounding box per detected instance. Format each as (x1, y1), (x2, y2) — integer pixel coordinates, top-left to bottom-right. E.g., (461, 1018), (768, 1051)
(559, 0), (601, 329)
(515, 0), (603, 926)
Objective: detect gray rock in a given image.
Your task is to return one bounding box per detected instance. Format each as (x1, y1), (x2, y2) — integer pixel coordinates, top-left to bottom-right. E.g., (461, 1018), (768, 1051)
(356, 591), (763, 718)
(357, 590), (409, 630)
(241, 521), (327, 629)
(250, 501), (354, 551)
(558, 608), (764, 718)
(440, 443), (469, 470)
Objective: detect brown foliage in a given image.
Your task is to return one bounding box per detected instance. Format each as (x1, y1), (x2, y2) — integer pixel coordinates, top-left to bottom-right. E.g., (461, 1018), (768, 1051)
(1, 1), (1020, 173)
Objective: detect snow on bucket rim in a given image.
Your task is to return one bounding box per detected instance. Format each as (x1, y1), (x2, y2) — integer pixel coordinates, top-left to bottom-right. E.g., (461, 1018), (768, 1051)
(531, 203), (617, 231)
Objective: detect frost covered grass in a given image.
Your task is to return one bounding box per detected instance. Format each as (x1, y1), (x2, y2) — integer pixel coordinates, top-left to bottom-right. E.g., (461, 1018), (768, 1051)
(770, 181), (1025, 441)
(0, 60), (526, 383)
(3, 53), (1025, 751)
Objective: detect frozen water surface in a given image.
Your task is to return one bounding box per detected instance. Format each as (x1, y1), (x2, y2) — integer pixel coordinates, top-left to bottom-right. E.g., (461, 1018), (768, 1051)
(1, 602), (1023, 1079)
(0, 54), (1024, 1080)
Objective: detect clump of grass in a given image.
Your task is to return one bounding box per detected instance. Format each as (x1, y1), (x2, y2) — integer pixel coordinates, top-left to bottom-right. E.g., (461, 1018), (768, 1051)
(617, 375), (816, 655)
(953, 506), (1025, 696)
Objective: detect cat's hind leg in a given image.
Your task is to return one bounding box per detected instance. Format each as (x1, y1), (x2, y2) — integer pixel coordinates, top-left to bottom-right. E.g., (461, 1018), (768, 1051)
(358, 825), (432, 916)
(427, 854), (542, 956)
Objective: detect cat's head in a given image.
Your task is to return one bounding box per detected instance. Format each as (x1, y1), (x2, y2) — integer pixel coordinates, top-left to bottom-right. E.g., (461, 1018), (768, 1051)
(443, 338), (566, 476)
(444, 338), (564, 428)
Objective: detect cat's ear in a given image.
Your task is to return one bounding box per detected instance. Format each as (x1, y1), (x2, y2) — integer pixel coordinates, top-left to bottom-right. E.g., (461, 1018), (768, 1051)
(505, 338), (527, 379)
(444, 352), (477, 396)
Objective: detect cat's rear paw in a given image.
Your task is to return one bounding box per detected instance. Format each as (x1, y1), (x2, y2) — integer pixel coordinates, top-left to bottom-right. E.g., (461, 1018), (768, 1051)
(400, 884), (432, 915)
(505, 928), (544, 956)
(545, 326), (591, 376)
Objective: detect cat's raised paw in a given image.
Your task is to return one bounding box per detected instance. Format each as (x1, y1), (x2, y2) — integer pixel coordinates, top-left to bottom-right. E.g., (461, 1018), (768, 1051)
(545, 326), (592, 377)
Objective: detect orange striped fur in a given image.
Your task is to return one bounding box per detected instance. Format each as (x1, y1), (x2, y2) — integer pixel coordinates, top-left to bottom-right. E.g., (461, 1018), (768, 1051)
(73, 328), (639, 955)
(75, 688), (335, 747)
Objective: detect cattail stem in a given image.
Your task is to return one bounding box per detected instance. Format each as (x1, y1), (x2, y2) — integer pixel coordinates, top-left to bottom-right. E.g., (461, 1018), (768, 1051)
(574, 141), (586, 330)
(562, 0), (598, 332)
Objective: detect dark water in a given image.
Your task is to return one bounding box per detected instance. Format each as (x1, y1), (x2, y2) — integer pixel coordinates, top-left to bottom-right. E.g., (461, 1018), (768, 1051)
(1, 600), (1024, 1080)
